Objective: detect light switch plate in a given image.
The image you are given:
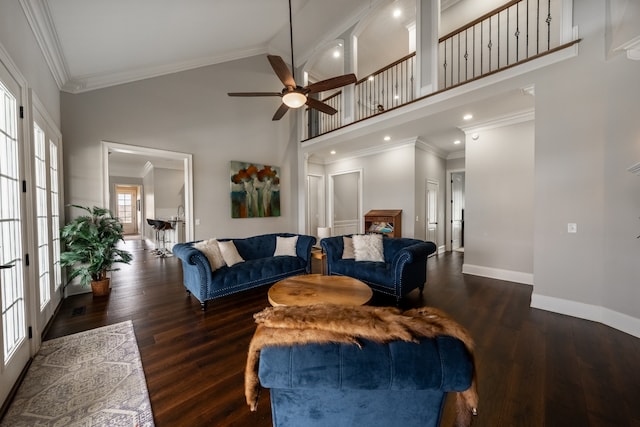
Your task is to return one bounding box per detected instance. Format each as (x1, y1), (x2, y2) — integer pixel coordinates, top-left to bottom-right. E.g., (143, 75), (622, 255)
(567, 223), (577, 233)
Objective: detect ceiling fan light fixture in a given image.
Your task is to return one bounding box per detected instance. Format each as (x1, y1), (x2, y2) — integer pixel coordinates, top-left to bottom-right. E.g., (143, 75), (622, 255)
(282, 91), (307, 108)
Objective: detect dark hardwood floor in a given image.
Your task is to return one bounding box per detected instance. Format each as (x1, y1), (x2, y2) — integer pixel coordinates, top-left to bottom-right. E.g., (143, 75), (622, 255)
(43, 240), (640, 427)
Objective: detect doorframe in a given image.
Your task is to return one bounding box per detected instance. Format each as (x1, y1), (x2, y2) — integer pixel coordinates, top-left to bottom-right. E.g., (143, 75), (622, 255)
(306, 173), (325, 236)
(426, 178), (440, 251)
(446, 168), (465, 252)
(101, 141), (194, 242)
(328, 169), (363, 234)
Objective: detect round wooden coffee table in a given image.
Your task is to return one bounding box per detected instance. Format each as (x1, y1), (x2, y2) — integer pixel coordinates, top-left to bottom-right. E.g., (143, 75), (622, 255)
(268, 274), (373, 307)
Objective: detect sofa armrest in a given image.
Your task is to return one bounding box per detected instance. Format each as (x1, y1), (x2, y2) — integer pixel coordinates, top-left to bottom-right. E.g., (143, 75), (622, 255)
(391, 241), (436, 271)
(172, 242), (213, 291)
(294, 234), (316, 266)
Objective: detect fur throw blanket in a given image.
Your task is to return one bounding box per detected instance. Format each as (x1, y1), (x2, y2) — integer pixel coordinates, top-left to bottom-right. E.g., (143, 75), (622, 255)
(245, 304), (478, 427)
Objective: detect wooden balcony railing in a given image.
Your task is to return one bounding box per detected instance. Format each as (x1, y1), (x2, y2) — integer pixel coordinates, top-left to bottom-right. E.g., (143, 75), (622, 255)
(305, 0), (568, 139)
(439, 0), (561, 89)
(306, 91), (342, 138)
(354, 52), (416, 121)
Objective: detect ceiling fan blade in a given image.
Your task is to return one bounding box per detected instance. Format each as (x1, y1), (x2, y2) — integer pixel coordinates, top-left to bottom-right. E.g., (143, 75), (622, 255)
(267, 55), (297, 88)
(306, 74), (357, 94)
(228, 92), (282, 97)
(272, 103), (290, 121)
(306, 97), (338, 115)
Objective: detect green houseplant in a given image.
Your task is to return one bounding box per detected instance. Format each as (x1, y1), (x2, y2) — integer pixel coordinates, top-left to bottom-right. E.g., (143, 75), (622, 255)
(60, 205), (132, 296)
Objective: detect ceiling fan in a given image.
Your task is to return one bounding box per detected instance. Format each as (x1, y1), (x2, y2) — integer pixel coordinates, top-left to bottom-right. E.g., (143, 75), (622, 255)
(227, 0), (357, 121)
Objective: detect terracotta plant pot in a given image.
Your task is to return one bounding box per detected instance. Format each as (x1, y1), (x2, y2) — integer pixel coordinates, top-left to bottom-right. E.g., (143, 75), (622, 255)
(91, 278), (111, 296)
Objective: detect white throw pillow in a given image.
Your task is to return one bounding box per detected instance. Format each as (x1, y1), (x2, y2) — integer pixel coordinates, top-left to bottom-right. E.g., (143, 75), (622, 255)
(352, 234), (384, 262)
(193, 239), (226, 271)
(342, 236), (355, 259)
(274, 235), (298, 257)
(218, 240), (245, 267)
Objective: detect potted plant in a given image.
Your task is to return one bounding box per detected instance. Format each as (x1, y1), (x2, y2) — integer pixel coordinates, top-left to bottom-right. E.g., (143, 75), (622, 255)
(60, 205), (133, 296)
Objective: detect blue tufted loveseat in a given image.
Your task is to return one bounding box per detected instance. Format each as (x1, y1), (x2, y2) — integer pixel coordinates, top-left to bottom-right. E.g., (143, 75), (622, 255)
(321, 235), (437, 303)
(173, 233), (315, 310)
(258, 336), (474, 427)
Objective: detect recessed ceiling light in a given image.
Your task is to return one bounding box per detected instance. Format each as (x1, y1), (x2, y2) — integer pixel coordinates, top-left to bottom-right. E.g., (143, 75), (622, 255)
(471, 133), (479, 140)
(393, 8), (401, 18)
(463, 114), (473, 120)
(453, 140), (461, 145)
(330, 150), (336, 155)
(383, 136), (391, 141)
(333, 50), (340, 58)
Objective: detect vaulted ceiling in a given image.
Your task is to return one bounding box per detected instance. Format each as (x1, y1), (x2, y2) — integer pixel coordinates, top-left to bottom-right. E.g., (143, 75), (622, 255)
(21, 0), (533, 162)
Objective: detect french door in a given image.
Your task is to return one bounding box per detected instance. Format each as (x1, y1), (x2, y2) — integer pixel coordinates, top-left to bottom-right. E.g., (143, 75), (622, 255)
(116, 185), (138, 235)
(32, 102), (63, 328)
(0, 58), (29, 406)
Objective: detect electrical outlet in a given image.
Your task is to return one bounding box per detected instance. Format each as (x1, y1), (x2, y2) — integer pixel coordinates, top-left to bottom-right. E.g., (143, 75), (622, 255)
(195, 218), (200, 226)
(567, 223), (577, 233)
(416, 216), (419, 222)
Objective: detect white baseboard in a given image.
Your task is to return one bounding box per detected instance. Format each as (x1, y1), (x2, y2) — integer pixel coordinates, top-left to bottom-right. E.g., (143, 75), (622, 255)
(462, 263), (534, 285)
(531, 293), (640, 339)
(438, 245), (446, 255)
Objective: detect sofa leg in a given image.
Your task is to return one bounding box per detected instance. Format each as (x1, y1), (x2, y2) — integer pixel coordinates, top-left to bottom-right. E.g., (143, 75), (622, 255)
(186, 289), (191, 296)
(200, 301), (207, 311)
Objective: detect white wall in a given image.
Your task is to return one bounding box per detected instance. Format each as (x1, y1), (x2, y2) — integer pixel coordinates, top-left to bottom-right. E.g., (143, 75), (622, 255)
(530, 0), (640, 331)
(61, 55), (298, 240)
(464, 119), (534, 282)
(153, 168), (184, 219)
(324, 144), (417, 238)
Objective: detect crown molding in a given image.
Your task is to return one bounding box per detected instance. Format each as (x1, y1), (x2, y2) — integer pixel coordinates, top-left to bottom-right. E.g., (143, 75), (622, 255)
(20, 0), (69, 89)
(459, 109), (535, 134)
(615, 35), (640, 60)
(447, 150), (465, 160)
(415, 138), (447, 159)
(322, 137), (418, 165)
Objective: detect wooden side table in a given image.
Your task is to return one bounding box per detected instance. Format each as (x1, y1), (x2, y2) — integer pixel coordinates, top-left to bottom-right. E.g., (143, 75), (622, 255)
(310, 247), (326, 275)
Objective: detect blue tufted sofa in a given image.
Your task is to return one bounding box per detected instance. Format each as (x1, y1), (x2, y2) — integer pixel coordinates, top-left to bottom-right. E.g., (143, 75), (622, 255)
(321, 235), (437, 303)
(172, 233), (315, 310)
(258, 336), (474, 427)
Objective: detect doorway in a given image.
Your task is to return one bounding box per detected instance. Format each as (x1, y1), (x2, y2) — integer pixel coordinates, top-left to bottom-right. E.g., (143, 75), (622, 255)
(426, 180), (439, 248)
(451, 172), (465, 252)
(329, 170), (363, 235)
(101, 141), (194, 243)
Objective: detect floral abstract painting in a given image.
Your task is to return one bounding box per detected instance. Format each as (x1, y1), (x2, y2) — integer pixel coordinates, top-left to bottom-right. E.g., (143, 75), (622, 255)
(230, 161), (280, 218)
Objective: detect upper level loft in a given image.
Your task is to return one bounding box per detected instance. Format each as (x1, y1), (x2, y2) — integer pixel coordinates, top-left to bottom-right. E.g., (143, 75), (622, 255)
(300, 0), (578, 140)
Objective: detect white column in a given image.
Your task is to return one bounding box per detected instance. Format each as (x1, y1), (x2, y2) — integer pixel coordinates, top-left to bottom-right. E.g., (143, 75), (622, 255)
(416, 0), (440, 96)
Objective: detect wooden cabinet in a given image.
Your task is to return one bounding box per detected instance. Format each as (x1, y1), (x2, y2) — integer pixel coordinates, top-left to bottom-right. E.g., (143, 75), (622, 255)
(364, 210), (402, 238)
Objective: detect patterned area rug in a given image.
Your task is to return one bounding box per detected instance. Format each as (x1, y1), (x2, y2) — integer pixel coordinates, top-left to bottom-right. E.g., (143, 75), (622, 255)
(1, 320), (154, 426)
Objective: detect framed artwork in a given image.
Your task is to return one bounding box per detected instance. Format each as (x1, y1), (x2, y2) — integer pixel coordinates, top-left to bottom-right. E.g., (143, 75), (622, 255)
(230, 161), (281, 218)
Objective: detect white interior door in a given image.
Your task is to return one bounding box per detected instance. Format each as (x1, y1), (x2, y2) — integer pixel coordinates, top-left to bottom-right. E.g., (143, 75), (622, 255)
(0, 60), (30, 406)
(451, 172), (465, 250)
(426, 180), (439, 245)
(330, 170), (362, 235)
